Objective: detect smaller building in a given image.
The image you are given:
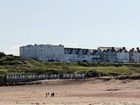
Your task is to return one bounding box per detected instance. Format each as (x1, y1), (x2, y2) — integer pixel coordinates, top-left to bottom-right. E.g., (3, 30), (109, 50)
(117, 47), (129, 62)
(98, 47), (122, 62)
(129, 47), (140, 63)
(64, 48), (101, 62)
(91, 50), (101, 62)
(106, 48), (117, 62)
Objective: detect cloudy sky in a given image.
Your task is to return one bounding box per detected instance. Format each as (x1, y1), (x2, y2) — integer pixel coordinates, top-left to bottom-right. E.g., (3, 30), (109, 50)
(0, 0), (140, 55)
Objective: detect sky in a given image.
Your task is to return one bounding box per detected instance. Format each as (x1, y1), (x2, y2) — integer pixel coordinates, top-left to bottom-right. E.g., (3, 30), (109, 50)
(0, 0), (140, 55)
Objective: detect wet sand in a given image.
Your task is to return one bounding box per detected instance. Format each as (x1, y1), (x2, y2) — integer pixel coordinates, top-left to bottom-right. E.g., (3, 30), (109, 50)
(0, 79), (140, 105)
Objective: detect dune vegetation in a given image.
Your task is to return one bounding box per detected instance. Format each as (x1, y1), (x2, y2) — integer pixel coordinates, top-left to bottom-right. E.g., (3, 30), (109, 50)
(0, 53), (140, 77)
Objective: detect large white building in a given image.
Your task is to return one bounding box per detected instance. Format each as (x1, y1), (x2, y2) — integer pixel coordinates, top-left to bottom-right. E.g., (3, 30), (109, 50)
(20, 44), (64, 61)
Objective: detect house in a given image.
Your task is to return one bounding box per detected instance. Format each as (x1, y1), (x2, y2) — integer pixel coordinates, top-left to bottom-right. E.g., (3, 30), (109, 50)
(98, 47), (109, 62)
(129, 48), (135, 62)
(117, 47), (129, 62)
(64, 48), (81, 62)
(106, 47), (117, 62)
(64, 48), (94, 62)
(98, 47), (121, 62)
(91, 50), (101, 62)
(129, 47), (140, 63)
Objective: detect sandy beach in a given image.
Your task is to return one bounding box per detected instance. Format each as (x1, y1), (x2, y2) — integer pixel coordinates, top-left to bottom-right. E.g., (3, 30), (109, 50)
(0, 79), (140, 105)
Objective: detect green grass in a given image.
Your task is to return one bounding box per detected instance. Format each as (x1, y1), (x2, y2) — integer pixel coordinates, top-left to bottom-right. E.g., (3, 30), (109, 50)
(0, 55), (140, 76)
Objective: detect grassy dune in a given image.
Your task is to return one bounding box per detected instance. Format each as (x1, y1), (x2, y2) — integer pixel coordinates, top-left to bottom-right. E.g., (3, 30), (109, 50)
(0, 55), (140, 77)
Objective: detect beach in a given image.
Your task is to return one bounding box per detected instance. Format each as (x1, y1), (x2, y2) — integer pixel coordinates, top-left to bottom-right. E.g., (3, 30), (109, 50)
(0, 79), (140, 105)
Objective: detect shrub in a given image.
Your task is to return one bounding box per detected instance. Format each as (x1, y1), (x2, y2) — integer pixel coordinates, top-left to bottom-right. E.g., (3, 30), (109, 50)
(0, 52), (6, 58)
(85, 70), (108, 78)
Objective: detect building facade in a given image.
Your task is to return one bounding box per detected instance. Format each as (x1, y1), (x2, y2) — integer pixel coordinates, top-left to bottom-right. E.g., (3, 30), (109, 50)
(98, 47), (122, 62)
(129, 48), (140, 63)
(20, 44), (64, 61)
(20, 44), (140, 63)
(117, 47), (129, 62)
(64, 48), (100, 62)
